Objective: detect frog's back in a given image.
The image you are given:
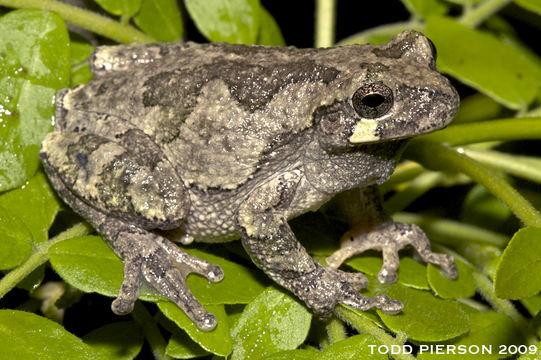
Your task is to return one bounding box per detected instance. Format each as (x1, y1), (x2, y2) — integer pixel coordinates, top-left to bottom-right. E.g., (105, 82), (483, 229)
(58, 42), (356, 191)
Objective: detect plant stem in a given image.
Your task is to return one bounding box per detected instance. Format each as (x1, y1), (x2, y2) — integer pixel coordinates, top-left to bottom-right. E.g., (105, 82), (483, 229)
(0, 0), (154, 43)
(327, 316), (347, 345)
(463, 148), (541, 184)
(393, 212), (509, 247)
(131, 302), (171, 360)
(459, 0), (512, 28)
(405, 141), (541, 227)
(0, 222), (91, 299)
(315, 0), (336, 47)
(335, 306), (415, 360)
(419, 118), (541, 146)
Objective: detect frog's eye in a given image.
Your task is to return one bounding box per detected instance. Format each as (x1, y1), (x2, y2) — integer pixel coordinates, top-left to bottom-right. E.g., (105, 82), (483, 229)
(352, 83), (393, 119)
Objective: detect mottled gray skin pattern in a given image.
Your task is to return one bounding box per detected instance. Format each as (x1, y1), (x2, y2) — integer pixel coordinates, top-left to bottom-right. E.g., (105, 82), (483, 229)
(40, 31), (459, 331)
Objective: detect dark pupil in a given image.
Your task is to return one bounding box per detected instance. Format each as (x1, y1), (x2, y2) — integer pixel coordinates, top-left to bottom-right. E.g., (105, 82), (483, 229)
(361, 93), (385, 108)
(352, 83), (393, 119)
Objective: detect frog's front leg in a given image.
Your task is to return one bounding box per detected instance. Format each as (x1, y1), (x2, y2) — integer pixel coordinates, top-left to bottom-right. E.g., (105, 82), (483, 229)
(237, 171), (403, 317)
(40, 131), (223, 331)
(326, 186), (458, 283)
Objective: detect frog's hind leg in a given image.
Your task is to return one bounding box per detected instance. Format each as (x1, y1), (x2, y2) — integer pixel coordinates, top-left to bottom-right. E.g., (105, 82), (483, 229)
(40, 131), (224, 331)
(326, 186), (457, 284)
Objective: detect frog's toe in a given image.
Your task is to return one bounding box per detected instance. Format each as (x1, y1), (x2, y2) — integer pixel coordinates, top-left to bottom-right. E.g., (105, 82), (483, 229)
(158, 237), (224, 282)
(336, 269), (369, 290)
(376, 295), (403, 315)
(141, 253), (218, 331)
(340, 291), (403, 315)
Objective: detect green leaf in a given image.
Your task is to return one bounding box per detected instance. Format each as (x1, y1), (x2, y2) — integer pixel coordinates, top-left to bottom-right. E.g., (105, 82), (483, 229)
(49, 236), (265, 304)
(495, 226), (541, 299)
(0, 9), (70, 191)
(452, 93), (503, 123)
(400, 0), (448, 18)
(427, 258), (476, 299)
(159, 302), (232, 357)
(0, 205), (33, 270)
(315, 334), (387, 360)
(230, 286), (312, 360)
(417, 312), (522, 360)
(426, 16), (541, 110)
(185, 0), (261, 44)
(0, 170), (60, 244)
(70, 41), (94, 87)
(134, 0), (183, 41)
(166, 327), (210, 359)
(521, 294), (541, 316)
(49, 235), (129, 298)
(185, 248), (266, 305)
(264, 349), (317, 360)
(0, 310), (106, 359)
(371, 282), (470, 341)
(257, 7), (285, 46)
(94, 0), (142, 17)
(347, 256), (430, 290)
(514, 0), (541, 16)
(83, 321), (144, 360)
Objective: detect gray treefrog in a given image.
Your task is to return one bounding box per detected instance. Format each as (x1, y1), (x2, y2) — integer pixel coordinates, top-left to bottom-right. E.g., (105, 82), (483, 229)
(40, 31), (459, 331)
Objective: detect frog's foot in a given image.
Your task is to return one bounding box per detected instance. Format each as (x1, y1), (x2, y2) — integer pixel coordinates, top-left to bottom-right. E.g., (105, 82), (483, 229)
(294, 265), (403, 316)
(326, 221), (457, 284)
(108, 223), (224, 331)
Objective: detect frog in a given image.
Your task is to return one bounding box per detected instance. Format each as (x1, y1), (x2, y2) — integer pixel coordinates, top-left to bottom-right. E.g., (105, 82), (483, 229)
(40, 30), (459, 332)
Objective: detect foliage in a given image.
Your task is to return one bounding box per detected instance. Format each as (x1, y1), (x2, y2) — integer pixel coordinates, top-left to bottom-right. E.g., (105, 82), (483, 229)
(0, 0), (541, 359)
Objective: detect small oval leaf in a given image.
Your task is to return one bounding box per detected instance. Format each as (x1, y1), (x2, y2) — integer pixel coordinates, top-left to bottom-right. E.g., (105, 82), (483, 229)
(159, 302), (232, 357)
(315, 334), (387, 360)
(83, 321), (144, 360)
(417, 312), (522, 360)
(428, 258), (476, 299)
(94, 0), (142, 17)
(230, 286), (312, 360)
(185, 0), (261, 44)
(0, 310), (106, 359)
(426, 16), (541, 110)
(134, 0), (182, 41)
(495, 226), (541, 299)
(371, 282), (470, 341)
(0, 9), (70, 191)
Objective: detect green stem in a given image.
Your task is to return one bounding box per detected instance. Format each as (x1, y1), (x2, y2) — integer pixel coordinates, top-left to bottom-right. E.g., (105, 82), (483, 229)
(0, 222), (91, 299)
(405, 141), (541, 227)
(0, 0), (154, 43)
(338, 21), (423, 45)
(420, 118), (541, 146)
(463, 148), (541, 184)
(393, 212), (509, 247)
(459, 0), (512, 28)
(327, 316), (347, 345)
(131, 302), (171, 360)
(315, 0), (336, 47)
(335, 306), (415, 360)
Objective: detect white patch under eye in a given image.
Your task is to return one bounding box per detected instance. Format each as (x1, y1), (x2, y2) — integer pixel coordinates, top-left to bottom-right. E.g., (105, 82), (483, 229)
(348, 120), (379, 143)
